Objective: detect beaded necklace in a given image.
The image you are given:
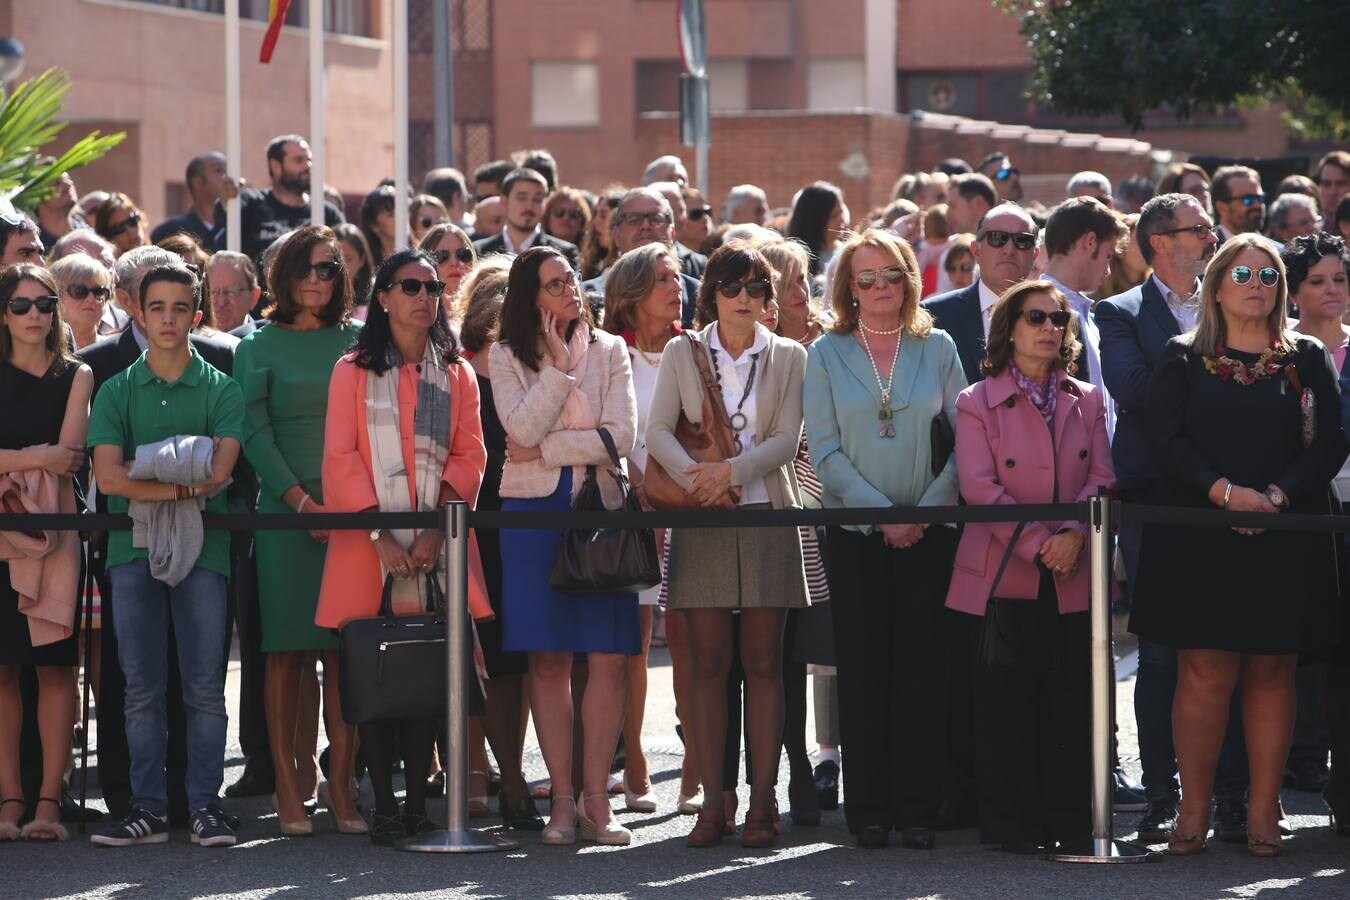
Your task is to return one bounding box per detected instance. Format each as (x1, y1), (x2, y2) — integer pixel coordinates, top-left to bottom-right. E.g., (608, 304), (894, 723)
(858, 322), (901, 438)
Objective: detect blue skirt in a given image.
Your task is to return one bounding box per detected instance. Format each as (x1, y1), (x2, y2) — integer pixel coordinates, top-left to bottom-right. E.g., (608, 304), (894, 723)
(500, 468), (640, 655)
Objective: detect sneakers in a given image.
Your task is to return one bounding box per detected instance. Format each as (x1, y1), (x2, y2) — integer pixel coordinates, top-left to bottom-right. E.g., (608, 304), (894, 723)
(1112, 770), (1149, 812)
(190, 805), (237, 847)
(91, 807), (169, 846)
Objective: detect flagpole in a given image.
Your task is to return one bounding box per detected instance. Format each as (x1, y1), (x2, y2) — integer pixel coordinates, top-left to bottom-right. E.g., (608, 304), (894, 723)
(309, 0), (325, 226)
(225, 0), (241, 252)
(393, 0), (409, 250)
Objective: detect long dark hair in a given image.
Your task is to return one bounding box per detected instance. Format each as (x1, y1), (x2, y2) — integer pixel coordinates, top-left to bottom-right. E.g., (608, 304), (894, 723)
(981, 280), (1081, 377)
(497, 245), (582, 372)
(785, 181), (843, 275)
(334, 223), (374, 307)
(360, 185), (396, 266)
(0, 264), (74, 370)
(266, 225), (354, 326)
(351, 248), (460, 374)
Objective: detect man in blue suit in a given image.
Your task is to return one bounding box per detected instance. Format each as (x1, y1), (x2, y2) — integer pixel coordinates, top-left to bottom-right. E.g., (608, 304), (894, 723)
(923, 203), (1039, 384)
(1098, 191), (1219, 841)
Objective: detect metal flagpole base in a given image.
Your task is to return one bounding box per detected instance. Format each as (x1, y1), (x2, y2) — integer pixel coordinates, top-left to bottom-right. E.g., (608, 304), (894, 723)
(396, 829), (519, 853)
(1048, 837), (1161, 863)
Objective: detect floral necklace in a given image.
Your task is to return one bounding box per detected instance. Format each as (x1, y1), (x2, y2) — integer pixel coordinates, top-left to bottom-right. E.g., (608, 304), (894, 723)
(1202, 338), (1289, 385)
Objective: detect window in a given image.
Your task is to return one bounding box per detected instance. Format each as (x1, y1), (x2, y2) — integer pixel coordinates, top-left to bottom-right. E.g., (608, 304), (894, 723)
(531, 62), (600, 128)
(708, 60), (749, 112)
(807, 59), (866, 110)
(120, 1), (372, 38)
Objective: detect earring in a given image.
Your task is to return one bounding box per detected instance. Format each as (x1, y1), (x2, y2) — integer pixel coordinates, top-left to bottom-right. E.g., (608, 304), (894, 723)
(852, 296), (859, 306)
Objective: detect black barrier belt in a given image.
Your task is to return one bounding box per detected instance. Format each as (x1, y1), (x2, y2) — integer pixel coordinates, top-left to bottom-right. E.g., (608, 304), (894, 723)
(1118, 503), (1350, 534)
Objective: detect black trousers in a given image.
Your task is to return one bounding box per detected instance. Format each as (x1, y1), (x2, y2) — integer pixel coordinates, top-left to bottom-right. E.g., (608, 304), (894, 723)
(827, 525), (954, 831)
(1325, 661), (1350, 817)
(231, 544), (270, 774)
(974, 593), (1091, 846)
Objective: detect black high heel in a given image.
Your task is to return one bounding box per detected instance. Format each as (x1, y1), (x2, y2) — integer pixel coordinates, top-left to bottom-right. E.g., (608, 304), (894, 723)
(500, 793), (545, 831)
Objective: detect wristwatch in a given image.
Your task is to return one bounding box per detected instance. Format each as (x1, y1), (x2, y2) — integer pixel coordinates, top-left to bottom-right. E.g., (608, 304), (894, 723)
(1265, 486), (1289, 510)
(369, 528), (383, 543)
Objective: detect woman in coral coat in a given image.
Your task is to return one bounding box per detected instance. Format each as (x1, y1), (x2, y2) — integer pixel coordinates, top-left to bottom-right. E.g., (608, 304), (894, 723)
(945, 279), (1115, 855)
(316, 248), (489, 847)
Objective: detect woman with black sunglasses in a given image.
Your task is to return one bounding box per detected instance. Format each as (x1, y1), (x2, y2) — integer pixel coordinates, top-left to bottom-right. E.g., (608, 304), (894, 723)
(50, 253), (113, 350)
(647, 241), (809, 849)
(233, 225), (365, 836)
(1131, 235), (1347, 858)
(93, 192), (147, 258)
(542, 188), (591, 249)
(946, 279), (1112, 854)
(418, 222), (477, 320)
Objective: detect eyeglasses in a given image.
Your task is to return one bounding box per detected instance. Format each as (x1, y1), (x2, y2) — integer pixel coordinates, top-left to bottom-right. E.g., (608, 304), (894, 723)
(994, 166), (1020, 182)
(717, 278), (772, 300)
(5, 295), (58, 315)
(550, 207), (584, 222)
(300, 261), (341, 282)
(433, 247), (474, 266)
(1231, 265), (1279, 287)
(387, 278), (445, 298)
(66, 283), (111, 303)
(687, 206), (713, 221)
(418, 216), (449, 230)
(1155, 224), (1217, 240)
(979, 229), (1037, 250)
(616, 211), (672, 228)
(1019, 308), (1071, 328)
(853, 267), (907, 290)
(1234, 193), (1266, 207)
(541, 270), (580, 297)
(105, 212), (141, 238)
(209, 286), (250, 300)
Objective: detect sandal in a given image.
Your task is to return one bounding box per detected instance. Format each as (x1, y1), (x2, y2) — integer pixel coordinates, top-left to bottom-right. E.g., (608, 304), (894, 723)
(686, 808), (727, 848)
(468, 770), (491, 817)
(20, 797), (68, 842)
(1247, 831), (1282, 858)
(0, 798), (24, 842)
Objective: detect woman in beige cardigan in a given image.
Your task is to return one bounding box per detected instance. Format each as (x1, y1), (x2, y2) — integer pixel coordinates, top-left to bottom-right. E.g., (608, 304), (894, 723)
(489, 246), (639, 847)
(646, 242), (809, 850)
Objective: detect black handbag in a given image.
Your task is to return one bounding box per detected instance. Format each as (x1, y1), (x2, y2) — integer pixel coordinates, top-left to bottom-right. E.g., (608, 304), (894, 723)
(930, 413), (955, 477)
(338, 572), (447, 725)
(978, 522), (1057, 672)
(549, 428), (661, 594)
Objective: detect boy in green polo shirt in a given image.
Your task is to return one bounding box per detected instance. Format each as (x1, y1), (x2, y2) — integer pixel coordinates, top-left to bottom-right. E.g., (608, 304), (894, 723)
(87, 264), (243, 848)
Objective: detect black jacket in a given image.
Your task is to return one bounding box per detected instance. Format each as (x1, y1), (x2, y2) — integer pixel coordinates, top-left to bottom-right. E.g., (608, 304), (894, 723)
(473, 231), (580, 270)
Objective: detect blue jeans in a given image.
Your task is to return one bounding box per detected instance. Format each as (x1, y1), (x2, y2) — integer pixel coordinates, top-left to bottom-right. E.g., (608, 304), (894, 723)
(109, 561), (227, 815)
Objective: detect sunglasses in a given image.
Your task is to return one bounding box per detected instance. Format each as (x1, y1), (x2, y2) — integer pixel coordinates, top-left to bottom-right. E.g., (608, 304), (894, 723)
(418, 216), (449, 230)
(433, 247), (474, 266)
(541, 270), (580, 297)
(1235, 193), (1266, 207)
(853, 267), (907, 290)
(387, 278), (445, 298)
(717, 278), (772, 300)
(300, 261), (341, 282)
(105, 212), (142, 238)
(980, 229), (1037, 250)
(1231, 265), (1279, 287)
(550, 208), (584, 222)
(687, 206), (713, 221)
(994, 166), (1020, 181)
(6, 295), (59, 315)
(1020, 308), (1071, 328)
(1156, 223), (1216, 240)
(66, 283), (111, 303)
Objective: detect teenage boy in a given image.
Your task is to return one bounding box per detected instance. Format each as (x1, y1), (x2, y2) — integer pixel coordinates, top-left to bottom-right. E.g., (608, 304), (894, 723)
(88, 264), (243, 847)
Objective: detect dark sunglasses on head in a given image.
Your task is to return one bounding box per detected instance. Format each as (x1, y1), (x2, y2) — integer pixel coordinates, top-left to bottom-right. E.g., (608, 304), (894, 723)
(853, 266), (907, 290)
(717, 278), (772, 300)
(66, 283), (111, 302)
(1235, 193), (1266, 207)
(388, 278), (445, 298)
(994, 167), (1020, 181)
(979, 229), (1036, 250)
(1231, 265), (1279, 287)
(301, 261), (341, 281)
(1020, 308), (1071, 328)
(6, 295), (58, 315)
(687, 206), (713, 221)
(433, 247), (474, 266)
(106, 212), (142, 238)
(550, 208), (584, 222)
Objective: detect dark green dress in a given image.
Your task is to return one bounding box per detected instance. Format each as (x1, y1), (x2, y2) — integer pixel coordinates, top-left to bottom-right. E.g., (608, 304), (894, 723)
(235, 321), (361, 652)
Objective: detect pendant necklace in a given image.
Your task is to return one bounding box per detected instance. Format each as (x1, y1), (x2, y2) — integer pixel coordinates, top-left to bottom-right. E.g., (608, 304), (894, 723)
(858, 322), (901, 438)
(710, 346), (761, 453)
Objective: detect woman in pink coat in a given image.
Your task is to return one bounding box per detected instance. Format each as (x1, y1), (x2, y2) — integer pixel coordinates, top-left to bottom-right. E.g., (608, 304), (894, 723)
(945, 279), (1115, 854)
(315, 248), (489, 847)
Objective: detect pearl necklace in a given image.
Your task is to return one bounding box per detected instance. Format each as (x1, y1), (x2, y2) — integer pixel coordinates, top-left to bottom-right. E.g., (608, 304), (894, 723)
(858, 327), (901, 438)
(859, 320), (901, 337)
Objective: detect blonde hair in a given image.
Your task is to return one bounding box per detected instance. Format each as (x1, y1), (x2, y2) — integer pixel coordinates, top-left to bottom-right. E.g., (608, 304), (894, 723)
(450, 255), (511, 324)
(601, 243), (679, 335)
(827, 228), (932, 339)
(1185, 233), (1295, 357)
(50, 252), (113, 292)
(758, 237), (830, 333)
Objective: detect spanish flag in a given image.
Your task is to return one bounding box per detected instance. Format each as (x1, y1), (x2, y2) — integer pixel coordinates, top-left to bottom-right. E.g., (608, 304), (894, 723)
(259, 0), (293, 63)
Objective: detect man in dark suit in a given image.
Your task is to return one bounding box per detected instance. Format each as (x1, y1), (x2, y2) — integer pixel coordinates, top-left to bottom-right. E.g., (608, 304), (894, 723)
(580, 186), (698, 327)
(472, 167), (579, 269)
(923, 203), (1039, 384)
(1098, 191), (1220, 841)
(79, 247), (236, 825)
(649, 181), (708, 279)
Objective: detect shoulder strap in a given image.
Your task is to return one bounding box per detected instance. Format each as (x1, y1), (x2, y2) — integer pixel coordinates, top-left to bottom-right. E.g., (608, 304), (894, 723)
(596, 428), (622, 469)
(988, 521), (1027, 600)
(683, 332), (736, 428)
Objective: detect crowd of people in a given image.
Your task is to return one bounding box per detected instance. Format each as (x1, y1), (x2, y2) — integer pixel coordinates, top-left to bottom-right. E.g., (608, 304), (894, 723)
(1, 133), (1349, 863)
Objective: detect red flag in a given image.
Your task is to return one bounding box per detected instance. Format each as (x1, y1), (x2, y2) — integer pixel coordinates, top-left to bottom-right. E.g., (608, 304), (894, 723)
(259, 0), (293, 64)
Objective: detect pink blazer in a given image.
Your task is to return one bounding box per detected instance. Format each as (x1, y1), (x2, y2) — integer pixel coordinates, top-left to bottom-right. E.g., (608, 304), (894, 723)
(315, 355), (492, 628)
(944, 368), (1115, 616)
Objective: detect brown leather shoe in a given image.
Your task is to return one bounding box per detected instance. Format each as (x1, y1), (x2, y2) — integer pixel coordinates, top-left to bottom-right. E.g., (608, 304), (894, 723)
(741, 808), (776, 849)
(686, 809), (727, 848)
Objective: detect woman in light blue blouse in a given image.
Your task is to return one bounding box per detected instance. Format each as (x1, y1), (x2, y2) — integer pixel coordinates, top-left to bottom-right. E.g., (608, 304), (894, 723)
(803, 228), (966, 851)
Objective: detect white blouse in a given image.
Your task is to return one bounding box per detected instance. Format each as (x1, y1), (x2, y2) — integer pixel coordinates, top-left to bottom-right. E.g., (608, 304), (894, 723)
(709, 323), (771, 506)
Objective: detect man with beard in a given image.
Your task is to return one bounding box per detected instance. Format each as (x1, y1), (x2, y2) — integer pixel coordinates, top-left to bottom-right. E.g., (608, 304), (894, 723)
(214, 135), (344, 265)
(35, 167), (84, 250)
(1211, 165), (1270, 245)
(472, 167), (579, 268)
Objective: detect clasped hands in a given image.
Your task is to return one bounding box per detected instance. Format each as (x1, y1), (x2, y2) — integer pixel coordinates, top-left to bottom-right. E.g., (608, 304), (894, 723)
(373, 528), (444, 579)
(685, 460), (737, 509)
(1213, 480), (1281, 536)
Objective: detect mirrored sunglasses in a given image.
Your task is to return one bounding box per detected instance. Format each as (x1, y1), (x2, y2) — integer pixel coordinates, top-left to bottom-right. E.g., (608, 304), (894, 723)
(1230, 265), (1279, 287)
(853, 267), (906, 290)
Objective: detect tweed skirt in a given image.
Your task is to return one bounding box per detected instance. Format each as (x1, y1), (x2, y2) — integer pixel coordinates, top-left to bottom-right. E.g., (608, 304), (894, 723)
(665, 503), (809, 610)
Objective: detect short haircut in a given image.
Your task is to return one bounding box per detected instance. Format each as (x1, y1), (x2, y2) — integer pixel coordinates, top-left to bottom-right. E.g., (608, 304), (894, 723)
(977, 152), (1011, 173)
(512, 149), (558, 191)
(1066, 171), (1112, 199)
(982, 280), (1081, 377)
(266, 134), (306, 166)
(266, 225), (353, 326)
(1268, 193), (1320, 234)
(1211, 165), (1261, 203)
(934, 158), (973, 176)
(500, 167), (548, 197)
(641, 155), (685, 186)
(1043, 197), (1126, 259)
(1314, 151), (1350, 181)
(613, 186), (672, 230)
(113, 246), (178, 304)
(49, 252), (112, 292)
(47, 229), (115, 265)
(208, 250), (258, 289)
(0, 212), (39, 250)
(422, 167), (467, 208)
(975, 202), (1038, 236)
(1135, 193), (1206, 265)
(1115, 175), (1156, 210)
(184, 152), (218, 188)
(1281, 232), (1350, 297)
(1274, 174), (1320, 203)
(723, 183), (767, 219)
(139, 263), (201, 310)
(472, 159), (513, 189)
(602, 243), (680, 334)
(949, 173), (997, 209)
(694, 241), (776, 326)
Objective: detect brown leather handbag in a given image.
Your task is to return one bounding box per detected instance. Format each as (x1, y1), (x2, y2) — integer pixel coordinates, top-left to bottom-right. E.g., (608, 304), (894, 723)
(643, 332), (742, 510)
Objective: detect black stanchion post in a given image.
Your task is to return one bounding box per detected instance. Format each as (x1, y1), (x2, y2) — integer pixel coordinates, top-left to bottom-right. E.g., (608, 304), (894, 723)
(1051, 493), (1158, 863)
(398, 500), (517, 853)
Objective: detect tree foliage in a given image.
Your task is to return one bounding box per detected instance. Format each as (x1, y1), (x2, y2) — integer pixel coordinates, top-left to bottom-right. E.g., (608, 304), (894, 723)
(0, 68), (125, 213)
(997, 0), (1350, 139)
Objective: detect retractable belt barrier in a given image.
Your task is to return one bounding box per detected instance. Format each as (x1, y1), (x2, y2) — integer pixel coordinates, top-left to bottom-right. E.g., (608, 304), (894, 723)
(4, 497), (1339, 858)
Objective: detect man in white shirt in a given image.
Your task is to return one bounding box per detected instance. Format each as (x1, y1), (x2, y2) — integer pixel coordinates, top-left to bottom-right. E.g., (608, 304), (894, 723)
(472, 168), (579, 268)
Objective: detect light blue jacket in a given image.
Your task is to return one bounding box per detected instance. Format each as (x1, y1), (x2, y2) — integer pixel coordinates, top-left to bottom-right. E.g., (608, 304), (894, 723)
(803, 328), (967, 533)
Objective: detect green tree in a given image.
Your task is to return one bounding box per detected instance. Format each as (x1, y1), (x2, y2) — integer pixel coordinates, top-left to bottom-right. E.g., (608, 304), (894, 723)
(997, 1), (1350, 139)
(0, 67), (124, 214)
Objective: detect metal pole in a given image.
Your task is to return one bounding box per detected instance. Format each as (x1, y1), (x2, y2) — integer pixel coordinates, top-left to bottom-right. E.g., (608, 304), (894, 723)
(696, 138), (708, 199)
(398, 501), (517, 852)
(392, 0), (410, 251)
(432, 0), (453, 167)
(1051, 495), (1156, 863)
(224, 0), (241, 252)
(308, 0), (325, 226)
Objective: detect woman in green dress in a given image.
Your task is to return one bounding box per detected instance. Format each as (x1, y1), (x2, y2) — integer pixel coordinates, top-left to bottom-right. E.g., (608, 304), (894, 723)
(235, 226), (364, 835)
